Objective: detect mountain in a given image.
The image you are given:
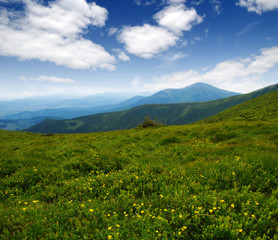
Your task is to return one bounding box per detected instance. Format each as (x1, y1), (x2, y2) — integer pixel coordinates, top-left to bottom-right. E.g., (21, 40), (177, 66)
(130, 82), (240, 106)
(0, 92), (142, 118)
(0, 116), (63, 131)
(25, 83), (278, 134)
(1, 82), (239, 121)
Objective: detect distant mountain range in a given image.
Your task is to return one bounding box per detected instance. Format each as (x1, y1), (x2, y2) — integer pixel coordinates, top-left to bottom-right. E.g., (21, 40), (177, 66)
(25, 83), (278, 134)
(0, 82), (240, 130)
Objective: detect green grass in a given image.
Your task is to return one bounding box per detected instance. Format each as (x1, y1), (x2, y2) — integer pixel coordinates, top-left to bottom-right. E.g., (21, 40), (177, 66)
(1, 119), (278, 239)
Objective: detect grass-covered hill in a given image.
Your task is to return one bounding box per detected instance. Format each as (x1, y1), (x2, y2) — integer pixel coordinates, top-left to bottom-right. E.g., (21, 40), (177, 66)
(199, 89), (278, 123)
(1, 118), (278, 238)
(25, 83), (278, 134)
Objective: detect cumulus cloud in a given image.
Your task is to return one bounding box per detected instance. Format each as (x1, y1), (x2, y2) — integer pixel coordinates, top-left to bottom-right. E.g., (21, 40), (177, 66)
(154, 4), (203, 35)
(0, 0), (116, 70)
(236, 0), (278, 14)
(142, 45), (278, 92)
(118, 24), (178, 58)
(118, 1), (202, 58)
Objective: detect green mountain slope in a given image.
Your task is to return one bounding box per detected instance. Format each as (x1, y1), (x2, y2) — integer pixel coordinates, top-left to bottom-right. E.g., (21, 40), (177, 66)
(1, 119), (278, 239)
(25, 83), (278, 134)
(199, 89), (278, 123)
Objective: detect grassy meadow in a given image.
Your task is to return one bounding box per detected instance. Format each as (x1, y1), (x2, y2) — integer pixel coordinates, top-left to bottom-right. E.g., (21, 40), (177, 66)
(0, 119), (278, 239)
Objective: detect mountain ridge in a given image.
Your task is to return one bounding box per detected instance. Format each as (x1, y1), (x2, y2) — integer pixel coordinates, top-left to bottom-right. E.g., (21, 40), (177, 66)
(25, 83), (278, 134)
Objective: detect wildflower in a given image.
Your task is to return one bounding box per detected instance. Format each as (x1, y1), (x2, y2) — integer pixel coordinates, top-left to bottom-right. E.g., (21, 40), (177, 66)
(89, 209), (94, 212)
(238, 229), (243, 233)
(179, 214), (183, 218)
(178, 232), (182, 235)
(116, 224), (120, 228)
(22, 208), (26, 211)
(160, 194), (163, 198)
(24, 202), (28, 205)
(231, 203), (235, 208)
(255, 202), (259, 205)
(32, 200), (39, 203)
(108, 227), (112, 230)
(164, 209), (167, 212)
(80, 204), (85, 207)
(251, 214), (256, 218)
(244, 212), (248, 216)
(213, 207), (217, 210)
(209, 209), (213, 213)
(108, 235), (112, 239)
(195, 211), (199, 214)
(198, 206), (202, 210)
(220, 200), (225, 203)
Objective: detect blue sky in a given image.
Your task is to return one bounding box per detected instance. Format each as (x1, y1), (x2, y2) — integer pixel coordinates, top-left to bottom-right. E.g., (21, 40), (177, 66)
(0, 0), (278, 100)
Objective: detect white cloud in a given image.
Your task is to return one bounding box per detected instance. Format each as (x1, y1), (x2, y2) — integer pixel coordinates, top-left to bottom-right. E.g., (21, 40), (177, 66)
(34, 76), (75, 84)
(108, 27), (118, 36)
(135, 0), (157, 6)
(118, 24), (178, 58)
(21, 85), (116, 98)
(154, 4), (203, 35)
(159, 52), (188, 67)
(113, 49), (130, 61)
(237, 0), (278, 14)
(0, 0), (116, 70)
(210, 0), (222, 14)
(118, 1), (202, 58)
(142, 45), (278, 93)
(167, 0), (186, 4)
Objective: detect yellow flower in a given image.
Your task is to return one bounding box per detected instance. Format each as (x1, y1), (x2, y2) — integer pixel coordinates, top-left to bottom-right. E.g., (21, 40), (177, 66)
(108, 227), (112, 230)
(178, 232), (182, 235)
(171, 209), (175, 212)
(32, 200), (39, 203)
(108, 235), (112, 239)
(244, 212), (248, 216)
(220, 200), (225, 203)
(195, 211), (199, 214)
(179, 214), (183, 218)
(255, 202), (259, 205)
(231, 203), (235, 208)
(164, 209), (167, 212)
(209, 209), (213, 213)
(251, 214), (256, 218)
(198, 207), (202, 210)
(116, 224), (120, 228)
(213, 207), (217, 210)
(238, 229), (243, 233)
(22, 208), (26, 211)
(89, 209), (94, 212)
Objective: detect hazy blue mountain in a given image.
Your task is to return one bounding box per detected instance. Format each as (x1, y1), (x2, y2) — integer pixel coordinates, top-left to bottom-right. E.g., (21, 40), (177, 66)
(0, 92), (142, 118)
(25, 83), (278, 134)
(1, 83), (240, 121)
(129, 82), (240, 106)
(0, 116), (63, 131)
